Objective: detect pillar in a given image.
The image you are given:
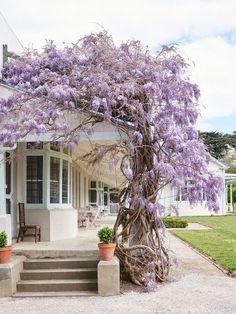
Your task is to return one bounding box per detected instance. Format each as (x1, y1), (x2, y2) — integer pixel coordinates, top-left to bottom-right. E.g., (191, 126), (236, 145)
(0, 150), (12, 244)
(98, 256), (120, 296)
(230, 184), (233, 211)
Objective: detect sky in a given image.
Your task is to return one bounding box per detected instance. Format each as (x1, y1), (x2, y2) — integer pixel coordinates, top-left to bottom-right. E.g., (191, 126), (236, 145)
(1, 0), (236, 133)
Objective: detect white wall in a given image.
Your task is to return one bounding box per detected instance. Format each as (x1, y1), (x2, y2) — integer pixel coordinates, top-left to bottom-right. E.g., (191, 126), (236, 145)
(160, 159), (226, 216)
(0, 11), (23, 71)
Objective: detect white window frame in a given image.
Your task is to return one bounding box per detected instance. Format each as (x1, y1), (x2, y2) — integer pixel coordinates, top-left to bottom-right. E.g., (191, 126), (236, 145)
(24, 142), (72, 209)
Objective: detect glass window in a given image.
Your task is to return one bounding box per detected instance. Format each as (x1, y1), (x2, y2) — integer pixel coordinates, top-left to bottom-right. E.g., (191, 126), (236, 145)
(90, 181), (96, 188)
(62, 160), (68, 204)
(50, 157), (60, 203)
(27, 156), (43, 203)
(27, 142), (43, 149)
(6, 153), (11, 195)
(174, 188), (181, 201)
(63, 147), (69, 155)
(50, 142), (60, 152)
(104, 193), (108, 206)
(69, 164), (72, 204)
(89, 190), (97, 203)
(6, 199), (11, 214)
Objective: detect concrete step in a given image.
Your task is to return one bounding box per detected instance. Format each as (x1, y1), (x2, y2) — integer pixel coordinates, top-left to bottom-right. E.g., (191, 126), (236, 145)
(14, 249), (99, 259)
(13, 291), (98, 298)
(17, 279), (98, 292)
(20, 268), (97, 280)
(23, 258), (99, 270)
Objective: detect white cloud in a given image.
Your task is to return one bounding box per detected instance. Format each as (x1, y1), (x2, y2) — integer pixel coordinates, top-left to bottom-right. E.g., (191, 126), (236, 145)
(181, 37), (236, 119)
(1, 0), (236, 128)
(1, 0), (236, 49)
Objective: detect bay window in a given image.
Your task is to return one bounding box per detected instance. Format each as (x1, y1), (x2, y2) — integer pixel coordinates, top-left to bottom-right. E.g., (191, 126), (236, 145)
(25, 142), (72, 207)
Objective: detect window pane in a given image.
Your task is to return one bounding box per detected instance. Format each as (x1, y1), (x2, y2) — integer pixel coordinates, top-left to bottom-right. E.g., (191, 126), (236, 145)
(69, 164), (72, 204)
(50, 157), (60, 203)
(90, 181), (96, 188)
(27, 142), (43, 149)
(104, 186), (108, 192)
(104, 193), (108, 205)
(27, 156), (43, 203)
(6, 152), (11, 195)
(181, 187), (187, 201)
(63, 147), (69, 155)
(62, 160), (69, 204)
(6, 199), (11, 214)
(50, 142), (60, 152)
(89, 190), (97, 203)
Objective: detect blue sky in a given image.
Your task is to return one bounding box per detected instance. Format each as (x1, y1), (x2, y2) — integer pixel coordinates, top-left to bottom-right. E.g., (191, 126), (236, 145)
(200, 115), (236, 133)
(1, 0), (236, 134)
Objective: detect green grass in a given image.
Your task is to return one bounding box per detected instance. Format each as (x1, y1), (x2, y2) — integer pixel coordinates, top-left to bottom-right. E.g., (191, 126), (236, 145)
(172, 215), (236, 271)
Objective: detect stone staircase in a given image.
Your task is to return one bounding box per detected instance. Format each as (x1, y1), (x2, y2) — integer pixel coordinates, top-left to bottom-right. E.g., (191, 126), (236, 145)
(14, 257), (99, 297)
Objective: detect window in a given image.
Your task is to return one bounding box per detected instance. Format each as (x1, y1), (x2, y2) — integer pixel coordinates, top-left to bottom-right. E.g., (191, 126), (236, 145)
(104, 193), (108, 206)
(50, 142), (60, 152)
(27, 142), (43, 149)
(50, 157), (60, 203)
(6, 153), (11, 195)
(62, 160), (68, 204)
(89, 190), (97, 204)
(90, 181), (96, 188)
(26, 156), (43, 203)
(174, 188), (187, 201)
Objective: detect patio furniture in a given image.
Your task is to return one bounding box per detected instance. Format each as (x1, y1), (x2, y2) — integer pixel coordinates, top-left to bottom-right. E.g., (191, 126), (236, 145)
(16, 203), (41, 243)
(87, 207), (102, 227)
(78, 208), (89, 228)
(77, 207), (102, 228)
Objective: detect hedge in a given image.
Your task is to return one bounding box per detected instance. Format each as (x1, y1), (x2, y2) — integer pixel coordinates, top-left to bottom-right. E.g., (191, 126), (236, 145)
(162, 217), (188, 228)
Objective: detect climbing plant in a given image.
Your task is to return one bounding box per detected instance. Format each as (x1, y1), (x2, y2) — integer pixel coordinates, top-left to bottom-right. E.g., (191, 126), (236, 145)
(0, 32), (223, 288)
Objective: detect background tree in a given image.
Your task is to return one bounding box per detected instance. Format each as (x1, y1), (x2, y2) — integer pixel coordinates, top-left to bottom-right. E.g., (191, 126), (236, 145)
(200, 131), (236, 160)
(0, 32), (223, 288)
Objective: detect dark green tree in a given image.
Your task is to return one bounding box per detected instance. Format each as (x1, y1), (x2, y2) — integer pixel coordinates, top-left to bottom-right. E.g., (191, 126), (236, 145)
(200, 131), (236, 160)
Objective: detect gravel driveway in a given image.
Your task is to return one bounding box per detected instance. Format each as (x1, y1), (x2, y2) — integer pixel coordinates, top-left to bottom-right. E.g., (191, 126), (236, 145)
(1, 231), (236, 314)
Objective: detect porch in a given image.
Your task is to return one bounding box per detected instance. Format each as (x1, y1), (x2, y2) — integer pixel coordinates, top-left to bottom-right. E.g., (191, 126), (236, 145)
(0, 126), (122, 243)
(12, 215), (116, 259)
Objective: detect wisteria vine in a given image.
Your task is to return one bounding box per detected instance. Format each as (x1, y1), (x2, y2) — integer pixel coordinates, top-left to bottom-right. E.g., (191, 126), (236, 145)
(0, 32), (223, 287)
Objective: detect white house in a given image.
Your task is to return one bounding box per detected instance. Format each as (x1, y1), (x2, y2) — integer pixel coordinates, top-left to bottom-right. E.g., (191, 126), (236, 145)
(0, 14), (227, 246)
(160, 158), (226, 216)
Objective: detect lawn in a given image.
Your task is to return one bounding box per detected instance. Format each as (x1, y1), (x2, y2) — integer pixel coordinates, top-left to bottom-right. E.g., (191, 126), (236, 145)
(172, 215), (236, 273)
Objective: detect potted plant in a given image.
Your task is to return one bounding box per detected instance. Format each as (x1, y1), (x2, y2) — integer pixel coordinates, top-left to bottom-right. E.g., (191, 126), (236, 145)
(97, 226), (116, 261)
(0, 231), (11, 264)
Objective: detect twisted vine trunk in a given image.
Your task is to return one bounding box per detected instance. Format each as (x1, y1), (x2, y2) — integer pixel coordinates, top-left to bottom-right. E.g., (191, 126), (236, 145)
(113, 124), (170, 287)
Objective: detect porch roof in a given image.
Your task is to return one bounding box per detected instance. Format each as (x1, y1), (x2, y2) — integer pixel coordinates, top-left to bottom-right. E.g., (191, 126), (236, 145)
(225, 173), (236, 185)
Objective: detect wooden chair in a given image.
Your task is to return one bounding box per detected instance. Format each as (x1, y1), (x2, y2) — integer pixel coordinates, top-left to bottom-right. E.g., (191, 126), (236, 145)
(16, 203), (41, 243)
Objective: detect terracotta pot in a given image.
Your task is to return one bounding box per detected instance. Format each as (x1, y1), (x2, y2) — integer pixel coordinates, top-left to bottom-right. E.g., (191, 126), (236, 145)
(0, 246), (12, 264)
(98, 242), (116, 261)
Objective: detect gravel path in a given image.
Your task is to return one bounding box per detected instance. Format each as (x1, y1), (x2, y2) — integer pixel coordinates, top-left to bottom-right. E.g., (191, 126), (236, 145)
(1, 232), (236, 314)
